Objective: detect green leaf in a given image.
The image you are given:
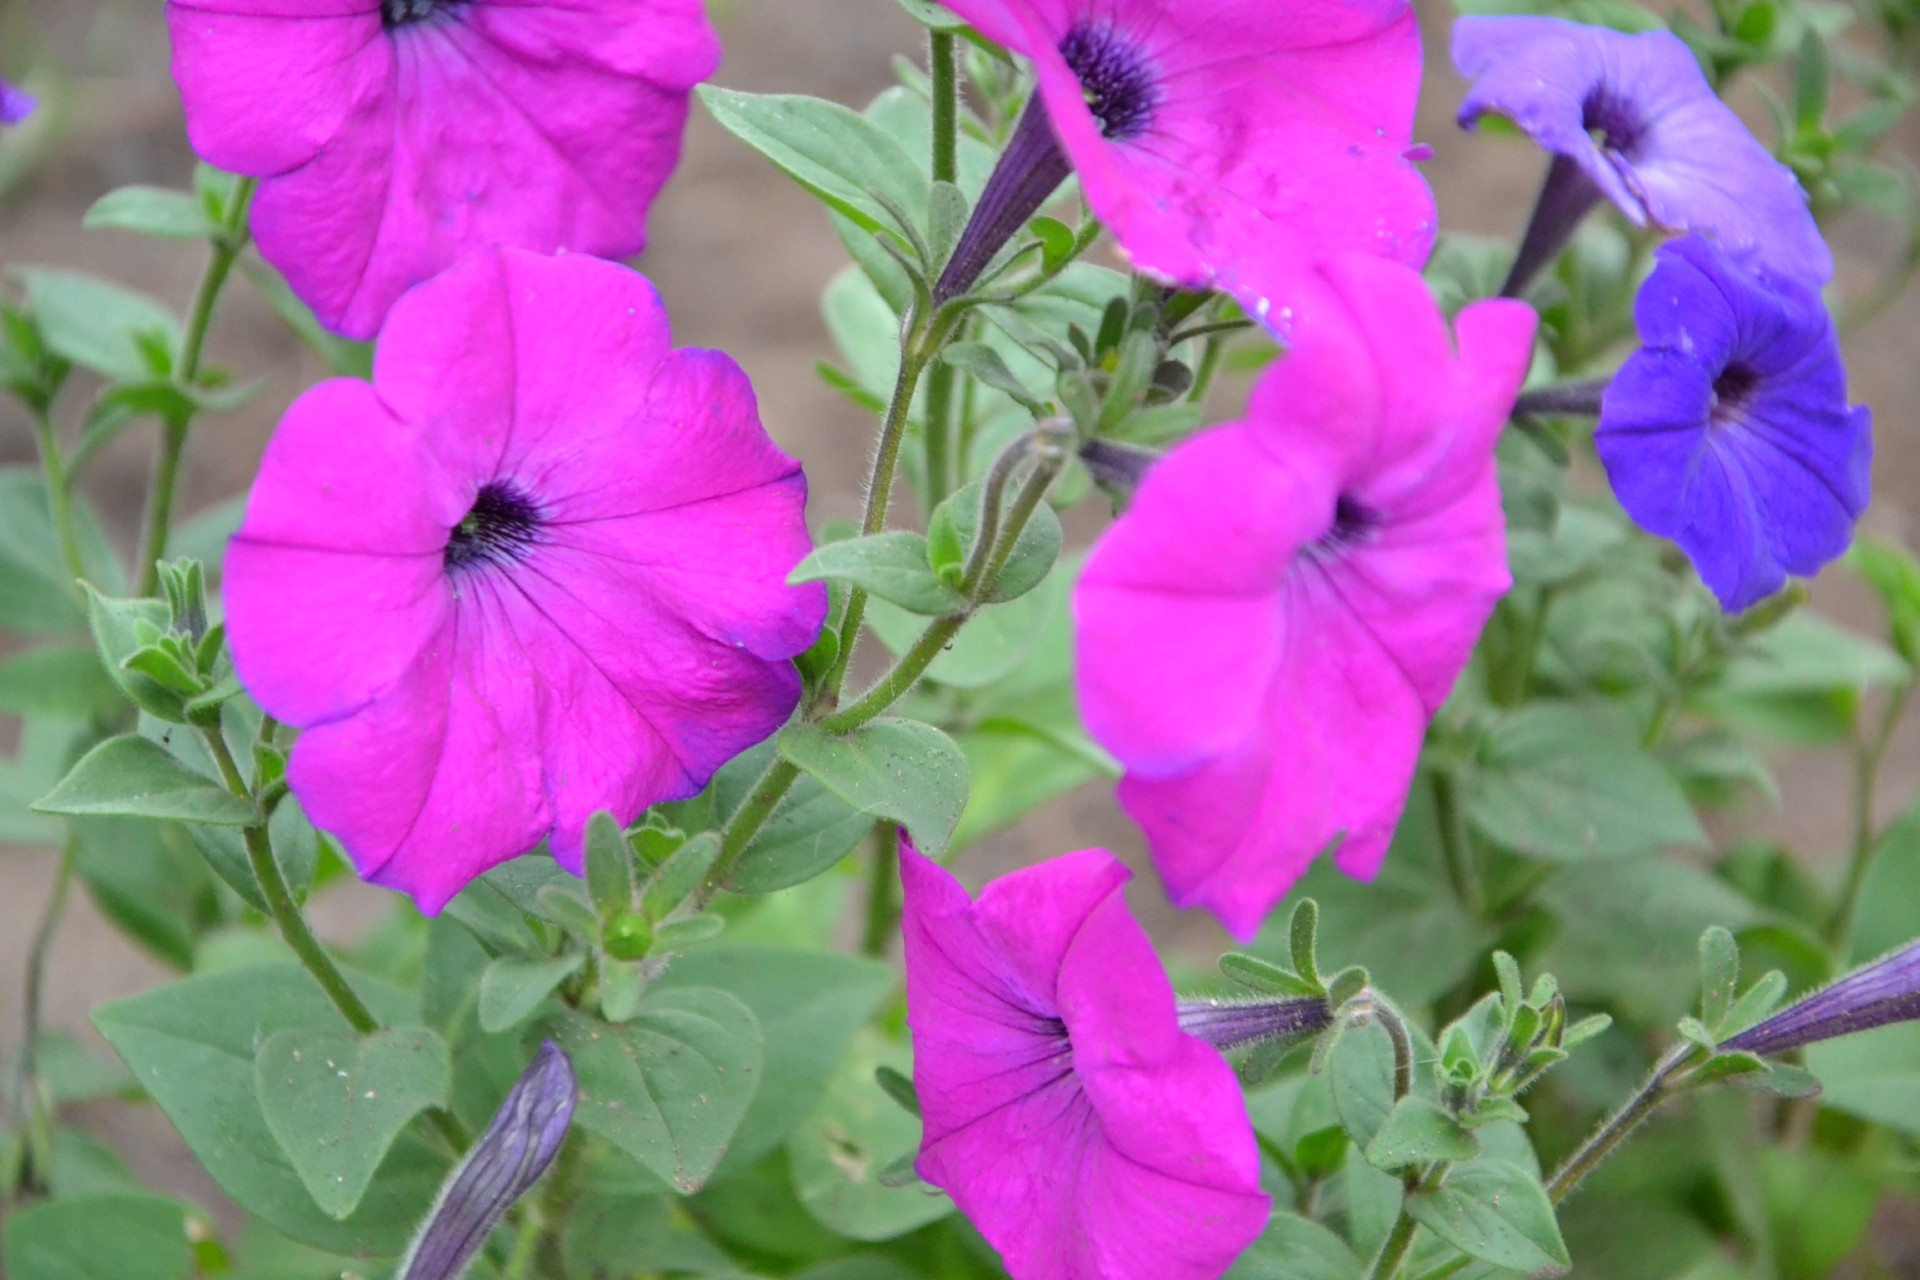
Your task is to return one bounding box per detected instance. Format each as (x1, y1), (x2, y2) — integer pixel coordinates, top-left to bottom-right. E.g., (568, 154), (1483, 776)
(14, 268), (181, 382)
(895, 0), (967, 28)
(1805, 1022), (1920, 1138)
(1221, 952), (1320, 998)
(0, 469), (118, 634)
(1465, 703), (1705, 861)
(547, 987), (763, 1193)
(477, 953), (585, 1033)
(1537, 859), (1758, 1023)
(942, 343), (1046, 414)
(1847, 538), (1920, 665)
(74, 815), (220, 969)
(92, 964), (445, 1252)
(788, 1030), (952, 1239)
(1694, 614), (1911, 743)
(1364, 1096), (1481, 1171)
(2, 1193), (193, 1280)
(698, 87), (926, 237)
(33, 734), (258, 826)
(777, 718), (969, 856)
(0, 646), (119, 719)
(254, 1026), (451, 1219)
(84, 586), (188, 721)
(1328, 1022), (1397, 1152)
(940, 476), (1065, 604)
(583, 810), (635, 919)
(188, 796), (322, 915)
(711, 744), (872, 896)
(1224, 1210), (1363, 1280)
(655, 945), (897, 1180)
(790, 532), (967, 616)
(1699, 926), (1740, 1031)
(864, 570), (1056, 688)
(1406, 1158), (1570, 1277)
(83, 185), (214, 240)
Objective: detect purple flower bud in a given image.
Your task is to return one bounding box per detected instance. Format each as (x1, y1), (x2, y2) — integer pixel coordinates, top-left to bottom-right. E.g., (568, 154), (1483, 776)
(1721, 941), (1920, 1057)
(1176, 996), (1332, 1054)
(1079, 439), (1158, 498)
(399, 1040), (576, 1280)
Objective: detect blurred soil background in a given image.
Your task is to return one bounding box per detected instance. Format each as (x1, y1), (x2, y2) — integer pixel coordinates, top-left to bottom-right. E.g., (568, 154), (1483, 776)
(0, 0), (1915, 1233)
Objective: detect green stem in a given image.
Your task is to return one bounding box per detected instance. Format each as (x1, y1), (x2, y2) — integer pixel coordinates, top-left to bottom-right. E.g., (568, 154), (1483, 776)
(700, 758), (803, 903)
(1431, 769), (1484, 919)
(930, 31), (958, 187)
(1495, 587), (1553, 706)
(817, 335), (936, 709)
(924, 358), (958, 507)
(1364, 1162), (1453, 1280)
(136, 178), (256, 595)
(820, 615), (967, 734)
(9, 837), (78, 1194)
(1827, 683), (1913, 954)
(861, 824), (901, 957)
(1544, 1045), (1690, 1203)
(30, 408), (87, 594)
(195, 724), (470, 1151)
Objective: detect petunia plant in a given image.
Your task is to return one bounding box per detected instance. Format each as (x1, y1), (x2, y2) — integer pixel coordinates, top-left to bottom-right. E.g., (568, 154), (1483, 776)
(1, 0), (1919, 1277)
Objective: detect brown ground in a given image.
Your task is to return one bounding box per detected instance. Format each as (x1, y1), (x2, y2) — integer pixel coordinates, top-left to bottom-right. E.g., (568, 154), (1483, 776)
(0, 0), (1915, 1232)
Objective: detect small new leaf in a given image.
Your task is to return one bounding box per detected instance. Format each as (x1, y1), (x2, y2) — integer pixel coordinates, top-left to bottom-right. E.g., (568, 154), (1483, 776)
(1364, 1096), (1481, 1172)
(1220, 952), (1320, 998)
(1699, 926), (1740, 1031)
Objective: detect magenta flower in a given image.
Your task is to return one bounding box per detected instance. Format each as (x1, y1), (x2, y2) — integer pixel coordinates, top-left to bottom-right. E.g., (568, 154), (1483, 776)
(167, 0), (719, 340)
(901, 840), (1267, 1280)
(224, 247), (825, 913)
(0, 80), (32, 126)
(1598, 235), (1870, 611)
(933, 0), (1436, 324)
(1454, 16), (1830, 293)
(1075, 256), (1536, 940)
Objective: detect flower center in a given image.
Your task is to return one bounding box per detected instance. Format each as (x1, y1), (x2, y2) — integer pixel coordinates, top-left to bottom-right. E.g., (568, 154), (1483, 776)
(1059, 23), (1158, 140)
(1709, 360), (1761, 428)
(382, 0), (464, 29)
(445, 481), (542, 573)
(1581, 86), (1648, 158)
(1313, 493), (1380, 557)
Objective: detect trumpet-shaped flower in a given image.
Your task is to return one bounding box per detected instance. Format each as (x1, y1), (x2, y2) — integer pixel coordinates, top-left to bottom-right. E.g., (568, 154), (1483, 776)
(934, 0), (1436, 325)
(1075, 255), (1536, 940)
(1454, 16), (1830, 288)
(167, 0), (719, 339)
(901, 840), (1268, 1280)
(1722, 941), (1920, 1057)
(1597, 235), (1870, 611)
(224, 247), (825, 913)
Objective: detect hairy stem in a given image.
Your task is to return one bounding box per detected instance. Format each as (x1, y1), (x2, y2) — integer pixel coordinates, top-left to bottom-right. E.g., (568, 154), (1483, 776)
(196, 723), (470, 1151)
(1545, 1045), (1691, 1202)
(136, 178), (256, 595)
(30, 408), (86, 594)
(930, 31), (958, 187)
(1827, 684), (1913, 955)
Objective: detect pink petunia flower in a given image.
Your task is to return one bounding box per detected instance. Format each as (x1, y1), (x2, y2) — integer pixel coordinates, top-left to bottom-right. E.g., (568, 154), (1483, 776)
(933, 0), (1437, 326)
(1074, 255), (1537, 941)
(167, 0), (719, 340)
(223, 246), (825, 913)
(901, 839), (1269, 1280)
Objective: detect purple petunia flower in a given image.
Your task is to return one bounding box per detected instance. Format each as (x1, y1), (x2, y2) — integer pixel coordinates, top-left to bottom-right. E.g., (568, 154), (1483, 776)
(933, 0), (1437, 326)
(223, 246), (826, 913)
(1597, 234), (1870, 611)
(400, 1040), (576, 1280)
(1722, 941), (1920, 1057)
(901, 839), (1269, 1280)
(166, 0), (719, 340)
(0, 80), (33, 126)
(1075, 255), (1536, 941)
(1454, 16), (1830, 292)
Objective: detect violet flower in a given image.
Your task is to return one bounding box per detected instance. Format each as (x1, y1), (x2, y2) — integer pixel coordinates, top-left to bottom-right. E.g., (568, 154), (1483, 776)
(166, 0), (719, 339)
(223, 247), (826, 913)
(932, 0), (1436, 329)
(400, 1040), (576, 1280)
(1722, 942), (1920, 1057)
(0, 80), (32, 127)
(1454, 16), (1830, 294)
(901, 840), (1269, 1280)
(1597, 235), (1870, 611)
(1075, 255), (1536, 940)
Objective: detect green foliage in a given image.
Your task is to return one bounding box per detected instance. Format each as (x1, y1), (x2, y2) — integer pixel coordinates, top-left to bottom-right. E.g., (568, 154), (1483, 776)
(2, 1193), (195, 1280)
(1405, 1159), (1570, 1277)
(777, 719), (970, 856)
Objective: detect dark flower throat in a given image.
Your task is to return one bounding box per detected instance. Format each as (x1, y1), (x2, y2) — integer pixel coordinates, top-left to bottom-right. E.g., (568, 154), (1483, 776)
(445, 482), (542, 573)
(1581, 86), (1648, 158)
(1314, 493), (1380, 556)
(382, 0), (464, 29)
(1059, 23), (1159, 140)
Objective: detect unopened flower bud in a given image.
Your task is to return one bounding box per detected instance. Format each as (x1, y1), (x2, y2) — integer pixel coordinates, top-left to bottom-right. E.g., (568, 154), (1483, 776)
(399, 1040), (577, 1280)
(1720, 941), (1920, 1058)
